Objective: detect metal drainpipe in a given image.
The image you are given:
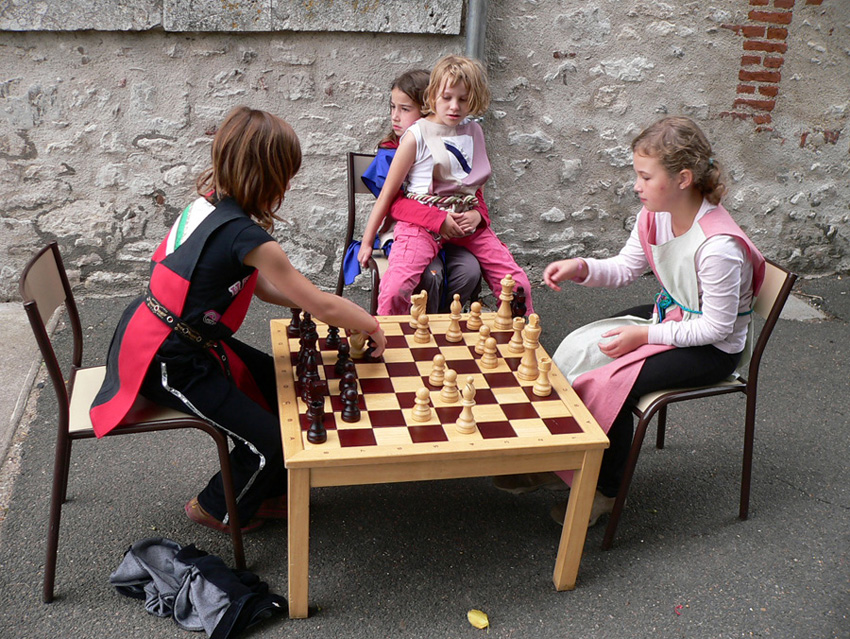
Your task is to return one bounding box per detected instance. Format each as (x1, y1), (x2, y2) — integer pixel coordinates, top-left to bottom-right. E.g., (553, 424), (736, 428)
(465, 0), (488, 61)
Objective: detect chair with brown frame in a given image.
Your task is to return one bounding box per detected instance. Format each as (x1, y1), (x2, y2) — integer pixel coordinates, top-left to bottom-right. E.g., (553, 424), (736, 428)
(20, 242), (247, 603)
(335, 151), (384, 314)
(601, 258), (798, 550)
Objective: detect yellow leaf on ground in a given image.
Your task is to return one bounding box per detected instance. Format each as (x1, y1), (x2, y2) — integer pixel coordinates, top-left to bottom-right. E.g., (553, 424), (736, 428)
(467, 609), (489, 629)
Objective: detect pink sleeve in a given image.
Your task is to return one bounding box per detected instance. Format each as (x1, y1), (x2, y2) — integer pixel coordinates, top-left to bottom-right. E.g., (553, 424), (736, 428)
(388, 193), (446, 234)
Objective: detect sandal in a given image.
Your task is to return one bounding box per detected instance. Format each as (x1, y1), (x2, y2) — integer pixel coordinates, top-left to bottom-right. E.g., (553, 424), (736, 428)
(185, 497), (264, 534)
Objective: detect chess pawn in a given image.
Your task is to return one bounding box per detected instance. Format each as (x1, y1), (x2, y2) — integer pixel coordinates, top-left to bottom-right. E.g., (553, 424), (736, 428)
(325, 325), (341, 349)
(466, 301), (483, 331)
(474, 324), (491, 355)
(341, 387), (361, 423)
(414, 314), (431, 344)
(306, 399), (327, 444)
(533, 356), (553, 397)
(349, 330), (368, 358)
(508, 316), (526, 354)
(446, 294), (463, 343)
(287, 308), (302, 338)
(411, 387), (433, 422)
(455, 376), (477, 434)
(429, 354), (446, 387)
(494, 273), (516, 330)
(440, 368), (459, 403)
(334, 342), (351, 377)
(480, 336), (499, 369)
(517, 313), (541, 381)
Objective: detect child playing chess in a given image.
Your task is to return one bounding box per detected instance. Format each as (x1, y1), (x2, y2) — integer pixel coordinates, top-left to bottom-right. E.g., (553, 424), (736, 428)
(91, 106), (386, 534)
(357, 69), (483, 315)
(357, 55), (534, 317)
(496, 116), (765, 527)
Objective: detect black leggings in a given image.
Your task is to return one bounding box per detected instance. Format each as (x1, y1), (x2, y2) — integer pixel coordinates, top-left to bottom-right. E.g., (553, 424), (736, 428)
(596, 305), (742, 497)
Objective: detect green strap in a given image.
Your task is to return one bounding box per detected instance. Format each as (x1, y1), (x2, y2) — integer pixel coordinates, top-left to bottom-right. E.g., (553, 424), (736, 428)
(174, 203), (192, 250)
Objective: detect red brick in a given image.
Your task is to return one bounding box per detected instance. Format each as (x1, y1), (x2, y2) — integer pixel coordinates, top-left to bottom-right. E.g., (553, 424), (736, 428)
(719, 111), (752, 121)
(741, 55), (762, 65)
(738, 84), (757, 94)
(748, 10), (793, 24)
(749, 0), (769, 4)
(773, 0), (795, 8)
(763, 56), (785, 68)
(759, 85), (780, 97)
(743, 40), (788, 53)
(767, 27), (788, 39)
(739, 69), (782, 82)
(753, 114), (773, 125)
(734, 98), (776, 111)
(742, 25), (767, 37)
(805, 0), (824, 5)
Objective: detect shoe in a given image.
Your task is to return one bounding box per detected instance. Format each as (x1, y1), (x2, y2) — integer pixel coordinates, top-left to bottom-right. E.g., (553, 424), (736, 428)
(550, 490), (616, 527)
(493, 472), (564, 495)
(255, 495), (288, 519)
(185, 497), (264, 534)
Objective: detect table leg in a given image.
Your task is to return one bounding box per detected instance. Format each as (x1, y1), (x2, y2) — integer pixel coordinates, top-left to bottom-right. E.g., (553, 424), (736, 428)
(288, 468), (311, 618)
(552, 449), (604, 590)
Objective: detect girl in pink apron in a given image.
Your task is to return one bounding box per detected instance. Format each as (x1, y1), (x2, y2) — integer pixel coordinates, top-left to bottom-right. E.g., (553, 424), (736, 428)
(496, 116), (765, 527)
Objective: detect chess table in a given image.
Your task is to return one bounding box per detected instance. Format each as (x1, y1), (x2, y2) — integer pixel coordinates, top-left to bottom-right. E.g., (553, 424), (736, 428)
(271, 312), (609, 618)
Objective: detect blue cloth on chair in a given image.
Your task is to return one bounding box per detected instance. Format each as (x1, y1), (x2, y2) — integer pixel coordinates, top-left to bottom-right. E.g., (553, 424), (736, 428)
(342, 238), (393, 286)
(361, 148), (396, 198)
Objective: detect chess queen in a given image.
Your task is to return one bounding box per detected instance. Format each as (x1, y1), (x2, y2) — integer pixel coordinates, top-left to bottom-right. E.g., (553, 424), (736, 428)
(91, 107), (387, 535)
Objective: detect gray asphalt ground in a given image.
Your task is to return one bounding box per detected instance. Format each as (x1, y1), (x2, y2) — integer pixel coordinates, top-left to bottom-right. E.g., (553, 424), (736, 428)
(0, 273), (847, 639)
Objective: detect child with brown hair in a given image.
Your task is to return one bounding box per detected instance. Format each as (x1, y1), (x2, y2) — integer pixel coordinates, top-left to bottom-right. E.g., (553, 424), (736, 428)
(91, 106), (386, 533)
(498, 116), (765, 527)
(357, 55), (534, 316)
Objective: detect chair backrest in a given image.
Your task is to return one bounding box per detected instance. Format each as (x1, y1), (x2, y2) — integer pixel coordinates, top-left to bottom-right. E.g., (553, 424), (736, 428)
(746, 258), (797, 382)
(335, 151), (377, 297)
(19, 242), (84, 423)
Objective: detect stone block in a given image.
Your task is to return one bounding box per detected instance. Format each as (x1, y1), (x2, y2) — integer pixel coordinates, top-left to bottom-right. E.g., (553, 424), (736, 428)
(0, 0), (162, 31)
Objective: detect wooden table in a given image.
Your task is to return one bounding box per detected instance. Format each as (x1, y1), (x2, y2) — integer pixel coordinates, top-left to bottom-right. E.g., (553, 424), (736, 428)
(271, 312), (608, 618)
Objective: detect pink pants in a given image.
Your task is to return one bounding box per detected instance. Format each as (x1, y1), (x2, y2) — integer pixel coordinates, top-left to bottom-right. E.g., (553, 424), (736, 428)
(377, 221), (534, 316)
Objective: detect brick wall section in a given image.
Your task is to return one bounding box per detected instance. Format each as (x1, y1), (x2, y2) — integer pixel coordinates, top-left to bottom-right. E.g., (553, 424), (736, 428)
(721, 0), (828, 130)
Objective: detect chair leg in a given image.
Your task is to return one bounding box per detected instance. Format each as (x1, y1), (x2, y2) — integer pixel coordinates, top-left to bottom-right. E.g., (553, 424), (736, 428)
(602, 411), (654, 551)
(212, 433), (246, 570)
(655, 405), (668, 449)
(44, 436), (72, 603)
(739, 393), (757, 520)
(59, 439), (72, 504)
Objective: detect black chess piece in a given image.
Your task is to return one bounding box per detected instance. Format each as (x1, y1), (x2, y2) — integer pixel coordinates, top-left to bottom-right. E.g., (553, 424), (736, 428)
(339, 369), (357, 395)
(511, 286), (527, 318)
(341, 387), (361, 423)
(334, 342), (351, 377)
(306, 398), (327, 444)
(325, 325), (340, 349)
(287, 307), (302, 338)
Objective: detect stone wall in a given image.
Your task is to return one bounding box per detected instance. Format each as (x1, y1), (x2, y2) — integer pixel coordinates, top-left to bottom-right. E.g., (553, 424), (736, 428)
(1, 0), (847, 301)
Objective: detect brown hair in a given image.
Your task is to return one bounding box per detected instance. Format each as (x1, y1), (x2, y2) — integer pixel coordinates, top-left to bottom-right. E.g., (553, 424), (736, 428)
(196, 106), (302, 231)
(379, 69), (430, 146)
(631, 116), (726, 205)
(423, 55), (491, 118)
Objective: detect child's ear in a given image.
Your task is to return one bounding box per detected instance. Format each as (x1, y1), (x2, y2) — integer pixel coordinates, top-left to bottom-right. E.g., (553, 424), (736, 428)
(678, 169), (694, 190)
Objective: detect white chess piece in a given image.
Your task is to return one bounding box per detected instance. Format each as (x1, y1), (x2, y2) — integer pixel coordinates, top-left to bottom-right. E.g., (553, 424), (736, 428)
(455, 376), (477, 434)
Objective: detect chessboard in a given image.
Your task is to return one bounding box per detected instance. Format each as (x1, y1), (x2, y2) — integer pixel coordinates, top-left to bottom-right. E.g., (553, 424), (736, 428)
(271, 311), (603, 467)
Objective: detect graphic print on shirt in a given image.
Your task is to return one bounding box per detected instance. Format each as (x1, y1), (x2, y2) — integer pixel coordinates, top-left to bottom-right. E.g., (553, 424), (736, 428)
(442, 134), (475, 180)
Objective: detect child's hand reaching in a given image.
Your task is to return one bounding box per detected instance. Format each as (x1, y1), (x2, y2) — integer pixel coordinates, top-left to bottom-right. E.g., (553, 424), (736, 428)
(543, 259), (588, 291)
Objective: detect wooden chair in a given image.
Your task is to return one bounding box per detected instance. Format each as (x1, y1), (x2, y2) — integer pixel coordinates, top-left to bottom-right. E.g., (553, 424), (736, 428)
(19, 242), (246, 603)
(335, 151), (386, 314)
(601, 258), (798, 550)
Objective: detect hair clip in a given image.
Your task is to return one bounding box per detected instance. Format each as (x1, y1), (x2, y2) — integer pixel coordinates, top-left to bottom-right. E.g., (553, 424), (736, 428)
(708, 157), (715, 166)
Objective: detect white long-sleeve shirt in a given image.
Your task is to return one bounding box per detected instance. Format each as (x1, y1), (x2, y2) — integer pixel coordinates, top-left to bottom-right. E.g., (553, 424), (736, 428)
(580, 202), (755, 354)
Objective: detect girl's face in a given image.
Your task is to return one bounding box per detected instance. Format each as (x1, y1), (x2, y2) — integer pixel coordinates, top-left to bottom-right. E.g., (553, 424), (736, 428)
(390, 88), (423, 137)
(432, 77), (471, 126)
(632, 152), (679, 213)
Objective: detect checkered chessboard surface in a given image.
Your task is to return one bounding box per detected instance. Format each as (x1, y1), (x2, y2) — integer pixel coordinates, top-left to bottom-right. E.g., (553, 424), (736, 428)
(273, 313), (582, 451)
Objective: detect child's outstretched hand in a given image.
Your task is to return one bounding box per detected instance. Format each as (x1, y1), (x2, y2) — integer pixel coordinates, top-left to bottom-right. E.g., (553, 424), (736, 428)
(543, 259), (588, 291)
(598, 326), (648, 358)
(357, 241), (373, 269)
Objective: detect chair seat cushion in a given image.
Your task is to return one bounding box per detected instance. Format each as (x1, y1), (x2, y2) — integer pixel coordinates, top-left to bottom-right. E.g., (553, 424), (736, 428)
(636, 378), (746, 414)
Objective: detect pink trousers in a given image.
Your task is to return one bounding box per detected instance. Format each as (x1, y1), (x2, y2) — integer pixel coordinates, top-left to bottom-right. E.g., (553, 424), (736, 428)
(377, 221), (534, 316)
